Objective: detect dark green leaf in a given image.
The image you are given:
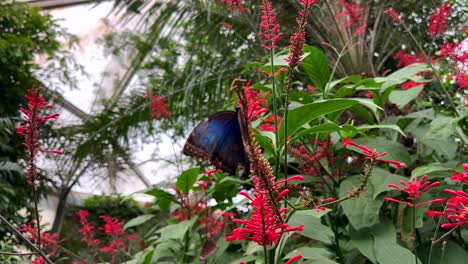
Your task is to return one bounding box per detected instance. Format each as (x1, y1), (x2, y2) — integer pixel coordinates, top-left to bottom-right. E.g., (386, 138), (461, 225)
(279, 99), (359, 146)
(411, 165), (452, 179)
(302, 45), (330, 91)
(389, 85), (424, 109)
(175, 167), (201, 194)
(124, 214), (155, 229)
(339, 176), (384, 229)
(288, 210), (334, 243)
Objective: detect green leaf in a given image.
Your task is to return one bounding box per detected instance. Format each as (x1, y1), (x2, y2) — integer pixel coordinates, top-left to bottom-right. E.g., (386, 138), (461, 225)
(288, 123), (340, 146)
(411, 165), (452, 179)
(350, 222), (421, 264)
(371, 222), (421, 264)
(339, 176), (384, 230)
(157, 218), (196, 241)
(423, 115), (458, 140)
(389, 85), (424, 109)
(370, 167), (408, 199)
(352, 137), (411, 166)
(256, 132), (275, 156)
(284, 247), (335, 262)
(381, 63), (429, 93)
(302, 45), (330, 91)
(124, 214), (155, 230)
(145, 186), (177, 211)
(349, 226), (377, 263)
(420, 239), (468, 264)
(288, 210), (334, 243)
(356, 124), (405, 136)
(279, 99), (359, 146)
(175, 167), (200, 194)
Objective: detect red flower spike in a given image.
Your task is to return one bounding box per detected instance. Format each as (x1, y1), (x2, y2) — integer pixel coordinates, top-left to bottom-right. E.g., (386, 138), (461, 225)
(99, 215), (125, 236)
(146, 91), (171, 120)
(385, 8), (403, 25)
(285, 254), (303, 264)
(428, 189), (468, 228)
(336, 0), (366, 35)
(226, 192), (303, 246)
(285, 0), (317, 68)
(242, 81), (270, 120)
(428, 2), (452, 38)
(17, 88), (62, 187)
(260, 0), (283, 50)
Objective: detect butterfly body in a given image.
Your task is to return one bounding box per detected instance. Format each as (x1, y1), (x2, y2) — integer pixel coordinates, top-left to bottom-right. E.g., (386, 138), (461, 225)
(183, 110), (250, 178)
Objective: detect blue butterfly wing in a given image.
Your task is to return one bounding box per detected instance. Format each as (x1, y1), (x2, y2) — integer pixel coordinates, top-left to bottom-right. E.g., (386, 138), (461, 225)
(183, 111), (249, 177)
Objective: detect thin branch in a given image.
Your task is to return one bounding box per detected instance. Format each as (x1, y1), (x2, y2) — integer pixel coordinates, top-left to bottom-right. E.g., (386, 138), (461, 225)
(0, 214), (54, 264)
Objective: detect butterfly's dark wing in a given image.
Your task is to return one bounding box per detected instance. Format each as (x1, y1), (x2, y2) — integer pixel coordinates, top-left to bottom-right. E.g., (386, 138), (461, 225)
(183, 111), (249, 176)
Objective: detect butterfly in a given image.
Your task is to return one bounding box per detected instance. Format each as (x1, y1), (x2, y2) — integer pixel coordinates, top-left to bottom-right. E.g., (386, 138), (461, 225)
(183, 108), (250, 179)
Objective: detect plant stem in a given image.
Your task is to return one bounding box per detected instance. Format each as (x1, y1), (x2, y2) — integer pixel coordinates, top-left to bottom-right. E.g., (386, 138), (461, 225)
(0, 252), (36, 256)
(432, 226), (458, 245)
(403, 25), (458, 116)
(269, 47), (281, 179)
(33, 188), (42, 251)
(412, 203), (418, 264)
(264, 246), (268, 264)
(0, 214), (53, 264)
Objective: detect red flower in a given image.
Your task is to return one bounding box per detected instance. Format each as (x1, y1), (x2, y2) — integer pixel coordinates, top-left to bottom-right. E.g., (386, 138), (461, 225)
(243, 81), (269, 120)
(450, 163), (468, 184)
(427, 189), (468, 228)
(428, 2), (452, 38)
(342, 138), (406, 169)
(225, 192), (303, 246)
(384, 175), (444, 207)
(259, 0), (283, 50)
(19, 220), (63, 257)
(454, 72), (468, 90)
(100, 238), (125, 253)
(16, 88), (62, 187)
(32, 256), (45, 264)
(285, 0), (318, 68)
(384, 8), (403, 25)
(220, 0), (249, 13)
(259, 113), (282, 132)
(220, 21), (233, 30)
(146, 91), (171, 120)
(336, 0), (366, 35)
(285, 254), (303, 264)
(401, 80), (426, 90)
(394, 49), (426, 68)
(99, 215), (125, 236)
(75, 210), (100, 247)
